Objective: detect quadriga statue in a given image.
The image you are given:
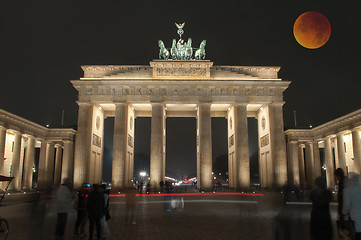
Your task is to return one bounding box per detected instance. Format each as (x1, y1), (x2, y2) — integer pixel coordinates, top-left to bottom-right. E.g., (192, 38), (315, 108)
(195, 40), (206, 60)
(158, 40), (170, 60)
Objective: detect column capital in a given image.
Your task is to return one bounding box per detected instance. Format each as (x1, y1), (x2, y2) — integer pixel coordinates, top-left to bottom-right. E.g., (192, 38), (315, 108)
(233, 102), (248, 107)
(113, 101), (127, 107)
(269, 102), (285, 107)
(0, 125), (6, 131)
(62, 139), (73, 144)
(55, 143), (63, 148)
(352, 127), (361, 132)
(76, 101), (92, 107)
(337, 131), (349, 136)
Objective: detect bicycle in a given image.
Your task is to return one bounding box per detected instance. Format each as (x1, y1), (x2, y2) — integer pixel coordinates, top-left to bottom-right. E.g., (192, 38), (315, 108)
(0, 175), (14, 240)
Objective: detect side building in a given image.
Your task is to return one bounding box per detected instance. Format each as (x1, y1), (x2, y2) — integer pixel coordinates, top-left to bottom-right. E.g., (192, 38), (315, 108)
(0, 109), (76, 191)
(286, 109), (361, 190)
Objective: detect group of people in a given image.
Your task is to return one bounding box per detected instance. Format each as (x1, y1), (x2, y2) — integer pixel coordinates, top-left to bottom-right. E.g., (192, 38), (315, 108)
(55, 179), (110, 240)
(309, 169), (361, 240)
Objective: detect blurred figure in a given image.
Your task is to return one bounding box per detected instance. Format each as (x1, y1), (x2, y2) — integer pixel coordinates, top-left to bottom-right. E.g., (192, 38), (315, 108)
(73, 184), (89, 237)
(125, 184), (137, 224)
(87, 184), (105, 240)
(55, 178), (74, 240)
(100, 184), (110, 238)
(309, 176), (333, 240)
(334, 168), (345, 219)
(343, 173), (361, 239)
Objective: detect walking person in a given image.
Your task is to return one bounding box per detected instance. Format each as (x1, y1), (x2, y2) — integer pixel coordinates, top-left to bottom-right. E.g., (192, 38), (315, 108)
(334, 168), (346, 237)
(125, 183), (137, 224)
(55, 178), (74, 240)
(87, 184), (105, 240)
(74, 184), (89, 237)
(309, 176), (333, 240)
(100, 184), (110, 238)
(343, 173), (361, 240)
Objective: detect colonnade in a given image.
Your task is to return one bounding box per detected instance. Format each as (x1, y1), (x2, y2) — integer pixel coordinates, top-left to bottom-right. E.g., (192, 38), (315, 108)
(286, 125), (361, 189)
(72, 99), (289, 191)
(0, 111), (75, 191)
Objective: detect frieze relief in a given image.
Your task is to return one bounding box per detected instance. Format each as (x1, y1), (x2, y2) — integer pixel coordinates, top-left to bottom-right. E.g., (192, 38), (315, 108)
(156, 67), (206, 77)
(83, 86), (279, 97)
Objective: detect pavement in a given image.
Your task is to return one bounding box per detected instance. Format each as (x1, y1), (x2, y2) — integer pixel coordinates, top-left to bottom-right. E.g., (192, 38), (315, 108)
(0, 191), (340, 240)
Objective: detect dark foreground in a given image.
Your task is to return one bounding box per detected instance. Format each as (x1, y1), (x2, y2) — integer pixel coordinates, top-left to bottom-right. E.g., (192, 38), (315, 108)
(1, 192), (339, 240)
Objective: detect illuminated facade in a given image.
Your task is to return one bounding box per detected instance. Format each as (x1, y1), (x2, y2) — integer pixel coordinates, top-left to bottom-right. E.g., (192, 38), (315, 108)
(0, 109), (75, 190)
(71, 60), (290, 190)
(285, 109), (361, 189)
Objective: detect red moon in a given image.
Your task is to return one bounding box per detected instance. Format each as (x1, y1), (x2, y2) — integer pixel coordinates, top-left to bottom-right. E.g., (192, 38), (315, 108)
(293, 11), (331, 49)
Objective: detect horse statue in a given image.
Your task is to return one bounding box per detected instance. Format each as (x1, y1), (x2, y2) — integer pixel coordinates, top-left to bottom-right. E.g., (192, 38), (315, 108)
(177, 39), (187, 60)
(195, 40), (206, 60)
(185, 38), (193, 60)
(171, 39), (178, 60)
(158, 40), (169, 60)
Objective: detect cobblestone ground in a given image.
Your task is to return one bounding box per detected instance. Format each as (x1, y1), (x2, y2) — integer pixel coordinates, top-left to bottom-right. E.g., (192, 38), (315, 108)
(1, 192), (340, 240)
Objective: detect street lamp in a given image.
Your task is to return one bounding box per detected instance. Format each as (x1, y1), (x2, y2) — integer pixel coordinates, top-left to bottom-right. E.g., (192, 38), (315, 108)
(140, 171), (147, 177)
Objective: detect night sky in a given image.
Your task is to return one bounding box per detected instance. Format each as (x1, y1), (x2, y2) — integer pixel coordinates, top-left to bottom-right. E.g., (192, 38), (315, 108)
(1, 1), (361, 181)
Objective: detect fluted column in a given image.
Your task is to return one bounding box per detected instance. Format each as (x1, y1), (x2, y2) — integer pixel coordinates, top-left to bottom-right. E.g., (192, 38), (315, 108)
(313, 140), (321, 178)
(298, 144), (306, 188)
(305, 142), (314, 188)
(112, 103), (127, 190)
(324, 137), (335, 189)
(269, 103), (288, 186)
(73, 102), (91, 189)
(197, 103), (212, 189)
(23, 136), (35, 189)
(150, 103), (165, 189)
(53, 144), (63, 187)
(288, 141), (300, 186)
(0, 126), (6, 175)
(45, 142), (55, 188)
(234, 104), (250, 189)
(37, 140), (47, 189)
(61, 140), (74, 184)
(10, 132), (22, 191)
(352, 128), (361, 174)
(336, 132), (347, 173)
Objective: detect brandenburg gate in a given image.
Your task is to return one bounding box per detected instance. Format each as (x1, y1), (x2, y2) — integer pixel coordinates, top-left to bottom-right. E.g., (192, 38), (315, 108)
(71, 24), (290, 190)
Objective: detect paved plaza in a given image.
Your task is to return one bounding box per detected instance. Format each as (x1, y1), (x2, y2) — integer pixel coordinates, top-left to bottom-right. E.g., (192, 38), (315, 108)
(0, 191), (340, 240)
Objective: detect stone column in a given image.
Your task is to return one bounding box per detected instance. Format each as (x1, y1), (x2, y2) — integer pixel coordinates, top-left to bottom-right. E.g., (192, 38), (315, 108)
(37, 140), (47, 189)
(10, 132), (22, 191)
(269, 103), (288, 186)
(298, 144), (306, 189)
(23, 136), (35, 190)
(336, 132), (347, 173)
(352, 128), (361, 174)
(288, 141), (300, 186)
(234, 104), (250, 189)
(150, 103), (165, 189)
(0, 126), (6, 175)
(197, 103), (212, 189)
(45, 142), (55, 188)
(112, 103), (127, 190)
(53, 144), (63, 187)
(313, 140), (321, 178)
(324, 137), (335, 189)
(61, 140), (74, 184)
(73, 102), (91, 189)
(305, 142), (314, 188)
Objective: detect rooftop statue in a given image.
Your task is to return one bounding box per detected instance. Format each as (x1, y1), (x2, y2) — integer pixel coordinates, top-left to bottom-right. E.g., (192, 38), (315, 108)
(158, 40), (170, 60)
(158, 23), (206, 60)
(195, 40), (206, 60)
